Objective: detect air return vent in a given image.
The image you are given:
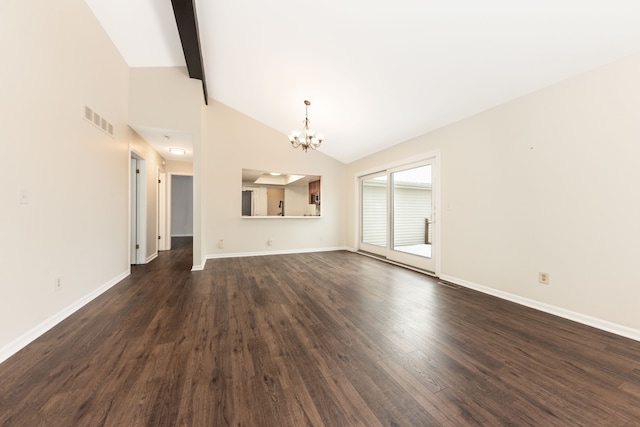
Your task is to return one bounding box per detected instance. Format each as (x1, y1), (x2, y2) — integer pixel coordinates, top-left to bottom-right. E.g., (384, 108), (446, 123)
(82, 104), (114, 138)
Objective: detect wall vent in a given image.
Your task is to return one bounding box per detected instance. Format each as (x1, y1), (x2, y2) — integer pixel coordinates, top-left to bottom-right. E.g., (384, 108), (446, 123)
(82, 104), (114, 138)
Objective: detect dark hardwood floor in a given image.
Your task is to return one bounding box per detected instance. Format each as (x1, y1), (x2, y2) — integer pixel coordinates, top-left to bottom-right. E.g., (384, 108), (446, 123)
(1, 238), (640, 426)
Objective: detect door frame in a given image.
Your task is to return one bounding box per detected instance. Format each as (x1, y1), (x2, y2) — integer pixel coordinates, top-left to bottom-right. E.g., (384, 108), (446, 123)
(387, 159), (435, 272)
(129, 149), (147, 265)
(166, 172), (194, 249)
(355, 150), (441, 276)
(158, 170), (167, 251)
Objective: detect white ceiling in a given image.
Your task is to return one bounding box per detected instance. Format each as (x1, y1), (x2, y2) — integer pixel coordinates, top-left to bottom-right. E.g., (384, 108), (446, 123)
(85, 0), (640, 164)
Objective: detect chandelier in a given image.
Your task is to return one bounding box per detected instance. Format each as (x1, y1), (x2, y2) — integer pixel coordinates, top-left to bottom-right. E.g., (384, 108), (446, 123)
(288, 100), (324, 152)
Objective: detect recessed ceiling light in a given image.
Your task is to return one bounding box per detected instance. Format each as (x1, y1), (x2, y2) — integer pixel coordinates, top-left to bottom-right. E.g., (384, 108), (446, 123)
(269, 172), (281, 176)
(169, 147), (186, 155)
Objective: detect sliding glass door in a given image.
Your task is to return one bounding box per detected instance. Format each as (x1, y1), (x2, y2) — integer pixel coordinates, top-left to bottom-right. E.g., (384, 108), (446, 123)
(360, 157), (437, 273)
(389, 162), (434, 271)
(360, 172), (388, 257)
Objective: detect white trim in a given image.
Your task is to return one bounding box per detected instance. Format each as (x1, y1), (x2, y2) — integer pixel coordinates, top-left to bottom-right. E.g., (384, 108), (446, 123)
(439, 274), (640, 343)
(353, 174), (362, 257)
(171, 234), (194, 237)
(145, 252), (158, 264)
(0, 270), (130, 364)
(354, 150), (442, 178)
(198, 246), (349, 270)
(433, 154), (442, 276)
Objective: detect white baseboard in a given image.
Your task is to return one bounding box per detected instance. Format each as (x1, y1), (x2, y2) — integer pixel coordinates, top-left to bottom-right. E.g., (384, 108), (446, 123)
(171, 234), (193, 237)
(0, 270), (130, 364)
(201, 246), (348, 269)
(439, 274), (640, 343)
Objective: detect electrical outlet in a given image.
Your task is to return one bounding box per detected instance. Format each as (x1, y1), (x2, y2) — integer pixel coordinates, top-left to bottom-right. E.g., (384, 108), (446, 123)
(539, 272), (549, 285)
(54, 276), (62, 292)
(218, 239), (224, 249)
(267, 238), (273, 246)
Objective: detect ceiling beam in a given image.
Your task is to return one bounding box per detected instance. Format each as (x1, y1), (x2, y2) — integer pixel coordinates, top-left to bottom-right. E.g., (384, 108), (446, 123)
(170, 0), (208, 105)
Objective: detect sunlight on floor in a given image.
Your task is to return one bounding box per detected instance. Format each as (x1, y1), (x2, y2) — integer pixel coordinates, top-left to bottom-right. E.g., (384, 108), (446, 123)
(394, 243), (431, 258)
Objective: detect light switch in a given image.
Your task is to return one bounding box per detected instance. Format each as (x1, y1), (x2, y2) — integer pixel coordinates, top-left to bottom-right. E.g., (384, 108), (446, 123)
(19, 189), (29, 204)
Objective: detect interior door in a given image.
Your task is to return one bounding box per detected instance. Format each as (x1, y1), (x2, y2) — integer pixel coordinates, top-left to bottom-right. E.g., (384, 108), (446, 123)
(387, 161), (435, 272)
(130, 158), (139, 264)
(130, 155), (147, 264)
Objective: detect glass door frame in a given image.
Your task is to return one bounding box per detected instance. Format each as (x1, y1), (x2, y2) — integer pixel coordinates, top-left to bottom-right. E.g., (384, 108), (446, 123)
(359, 170), (388, 257)
(356, 151), (441, 276)
(387, 159), (435, 272)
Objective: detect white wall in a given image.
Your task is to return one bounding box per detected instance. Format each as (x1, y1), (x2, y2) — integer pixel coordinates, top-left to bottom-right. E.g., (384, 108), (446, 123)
(171, 175), (193, 236)
(165, 160), (194, 175)
(347, 54), (640, 334)
(200, 100), (347, 264)
(0, 0), (135, 358)
(129, 67), (202, 132)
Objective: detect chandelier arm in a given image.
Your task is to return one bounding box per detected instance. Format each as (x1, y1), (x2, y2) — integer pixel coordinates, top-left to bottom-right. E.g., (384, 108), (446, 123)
(289, 99), (323, 152)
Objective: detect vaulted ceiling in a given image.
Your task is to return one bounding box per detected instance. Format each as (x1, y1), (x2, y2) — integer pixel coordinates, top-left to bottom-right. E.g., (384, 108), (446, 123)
(85, 0), (640, 163)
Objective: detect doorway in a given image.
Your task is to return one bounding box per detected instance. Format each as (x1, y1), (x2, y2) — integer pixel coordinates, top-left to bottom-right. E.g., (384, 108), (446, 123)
(169, 175), (194, 250)
(359, 155), (439, 274)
